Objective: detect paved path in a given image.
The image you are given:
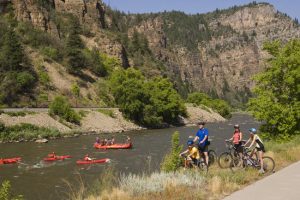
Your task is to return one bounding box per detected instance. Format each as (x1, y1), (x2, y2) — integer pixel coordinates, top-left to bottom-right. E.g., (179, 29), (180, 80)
(223, 161), (300, 200)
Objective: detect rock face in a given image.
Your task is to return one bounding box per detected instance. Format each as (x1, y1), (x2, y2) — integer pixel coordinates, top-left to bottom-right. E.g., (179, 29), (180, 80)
(130, 4), (300, 104)
(6, 1), (300, 104)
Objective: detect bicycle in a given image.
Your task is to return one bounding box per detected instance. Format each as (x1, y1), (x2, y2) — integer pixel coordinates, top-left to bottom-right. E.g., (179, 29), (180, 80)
(230, 147), (275, 173)
(206, 139), (218, 166)
(218, 140), (245, 168)
(180, 154), (208, 172)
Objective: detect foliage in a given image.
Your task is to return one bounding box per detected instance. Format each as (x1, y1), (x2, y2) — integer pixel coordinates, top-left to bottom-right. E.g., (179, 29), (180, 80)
(144, 78), (187, 124)
(71, 83), (80, 98)
(247, 40), (300, 140)
(49, 96), (81, 125)
(3, 111), (36, 117)
(0, 15), (37, 105)
(187, 92), (232, 118)
(110, 68), (186, 127)
(97, 109), (115, 118)
(95, 79), (115, 107)
(0, 123), (61, 142)
(0, 180), (23, 200)
(161, 131), (183, 172)
(83, 48), (107, 76)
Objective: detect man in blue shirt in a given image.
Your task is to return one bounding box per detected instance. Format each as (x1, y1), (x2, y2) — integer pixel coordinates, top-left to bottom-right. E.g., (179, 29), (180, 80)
(193, 121), (209, 166)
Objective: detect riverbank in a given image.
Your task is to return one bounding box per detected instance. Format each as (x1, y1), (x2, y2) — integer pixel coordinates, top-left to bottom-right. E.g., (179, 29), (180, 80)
(0, 105), (225, 143)
(82, 134), (300, 200)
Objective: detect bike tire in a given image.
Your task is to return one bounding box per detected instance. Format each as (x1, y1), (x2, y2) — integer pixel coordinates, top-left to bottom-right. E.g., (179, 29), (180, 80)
(262, 156), (275, 173)
(218, 152), (233, 168)
(208, 150), (217, 166)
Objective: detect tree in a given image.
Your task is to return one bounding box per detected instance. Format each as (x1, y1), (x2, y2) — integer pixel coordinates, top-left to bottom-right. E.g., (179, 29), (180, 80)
(49, 96), (81, 125)
(65, 16), (85, 74)
(144, 77), (187, 125)
(110, 68), (147, 122)
(88, 48), (107, 76)
(247, 40), (300, 140)
(71, 83), (80, 107)
(161, 131), (183, 172)
(0, 25), (25, 72)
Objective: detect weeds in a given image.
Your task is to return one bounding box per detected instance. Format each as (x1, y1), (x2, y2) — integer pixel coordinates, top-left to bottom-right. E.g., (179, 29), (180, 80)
(97, 109), (116, 118)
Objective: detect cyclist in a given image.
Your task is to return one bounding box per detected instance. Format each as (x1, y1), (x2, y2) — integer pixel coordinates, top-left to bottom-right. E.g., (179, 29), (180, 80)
(179, 140), (200, 168)
(244, 128), (265, 173)
(227, 124), (243, 164)
(193, 121), (209, 166)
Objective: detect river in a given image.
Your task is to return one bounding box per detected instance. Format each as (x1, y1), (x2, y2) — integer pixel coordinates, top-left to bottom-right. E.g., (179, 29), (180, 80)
(0, 113), (260, 200)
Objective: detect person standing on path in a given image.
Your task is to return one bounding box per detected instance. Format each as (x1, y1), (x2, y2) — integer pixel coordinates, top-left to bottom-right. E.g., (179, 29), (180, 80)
(193, 121), (209, 166)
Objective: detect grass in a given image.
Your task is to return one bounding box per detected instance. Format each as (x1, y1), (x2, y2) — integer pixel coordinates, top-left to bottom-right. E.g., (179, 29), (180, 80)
(0, 123), (64, 142)
(0, 111), (37, 117)
(97, 109), (116, 118)
(82, 134), (300, 200)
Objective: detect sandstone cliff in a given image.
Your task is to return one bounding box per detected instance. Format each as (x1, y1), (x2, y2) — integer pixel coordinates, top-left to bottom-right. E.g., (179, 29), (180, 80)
(1, 1), (300, 106)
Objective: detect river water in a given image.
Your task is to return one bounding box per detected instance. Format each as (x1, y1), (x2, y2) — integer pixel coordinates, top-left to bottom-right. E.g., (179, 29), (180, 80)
(0, 113), (259, 200)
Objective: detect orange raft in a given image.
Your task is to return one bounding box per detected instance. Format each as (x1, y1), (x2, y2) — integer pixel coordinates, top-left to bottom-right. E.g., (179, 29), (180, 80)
(93, 143), (132, 149)
(76, 158), (110, 165)
(0, 157), (21, 165)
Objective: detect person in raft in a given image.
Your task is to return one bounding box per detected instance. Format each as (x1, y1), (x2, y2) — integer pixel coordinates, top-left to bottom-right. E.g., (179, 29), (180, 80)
(84, 154), (92, 161)
(95, 137), (100, 144)
(126, 136), (131, 144)
(48, 152), (56, 158)
(111, 137), (115, 145)
(179, 140), (200, 168)
(244, 128), (266, 174)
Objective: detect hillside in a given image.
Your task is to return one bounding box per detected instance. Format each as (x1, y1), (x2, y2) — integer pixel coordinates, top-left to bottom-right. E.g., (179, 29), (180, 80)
(0, 0), (299, 108)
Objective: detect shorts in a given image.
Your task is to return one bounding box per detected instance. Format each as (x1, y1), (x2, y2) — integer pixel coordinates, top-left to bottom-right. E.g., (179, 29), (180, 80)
(191, 158), (199, 165)
(198, 144), (208, 153)
(256, 146), (266, 153)
(234, 143), (243, 153)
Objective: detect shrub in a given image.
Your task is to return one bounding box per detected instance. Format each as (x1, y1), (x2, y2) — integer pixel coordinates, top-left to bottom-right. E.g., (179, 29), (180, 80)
(49, 96), (81, 125)
(187, 92), (231, 118)
(40, 47), (61, 61)
(161, 131), (183, 172)
(0, 180), (23, 200)
(109, 68), (186, 127)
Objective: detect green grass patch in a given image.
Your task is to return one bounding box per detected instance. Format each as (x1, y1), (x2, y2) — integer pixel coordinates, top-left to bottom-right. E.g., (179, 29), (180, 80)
(2, 111), (37, 117)
(0, 123), (62, 142)
(97, 109), (115, 118)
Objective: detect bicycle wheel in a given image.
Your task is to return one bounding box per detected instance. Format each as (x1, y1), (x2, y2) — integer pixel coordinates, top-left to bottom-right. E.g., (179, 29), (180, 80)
(208, 150), (217, 166)
(197, 160), (208, 172)
(262, 156), (275, 173)
(218, 152), (232, 168)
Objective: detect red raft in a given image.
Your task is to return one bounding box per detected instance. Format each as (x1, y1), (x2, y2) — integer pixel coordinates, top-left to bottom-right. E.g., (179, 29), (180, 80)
(0, 157), (21, 164)
(76, 158), (109, 165)
(43, 155), (72, 161)
(94, 143), (132, 149)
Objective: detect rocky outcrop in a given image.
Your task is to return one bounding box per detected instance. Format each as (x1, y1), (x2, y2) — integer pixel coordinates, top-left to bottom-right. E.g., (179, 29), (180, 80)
(130, 3), (300, 104)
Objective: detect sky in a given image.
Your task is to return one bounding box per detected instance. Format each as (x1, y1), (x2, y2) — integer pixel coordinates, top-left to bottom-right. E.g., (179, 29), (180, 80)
(102, 0), (299, 20)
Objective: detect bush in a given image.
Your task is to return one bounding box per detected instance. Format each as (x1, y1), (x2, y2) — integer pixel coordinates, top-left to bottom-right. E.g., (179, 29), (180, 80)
(49, 96), (81, 125)
(40, 47), (61, 61)
(0, 180), (23, 200)
(187, 92), (231, 118)
(110, 68), (186, 127)
(0, 123), (61, 142)
(161, 131), (183, 172)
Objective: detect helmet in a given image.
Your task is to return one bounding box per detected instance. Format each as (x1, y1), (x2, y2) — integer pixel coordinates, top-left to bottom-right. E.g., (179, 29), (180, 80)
(234, 124), (240, 129)
(187, 140), (194, 146)
(197, 121), (205, 125)
(249, 128), (257, 134)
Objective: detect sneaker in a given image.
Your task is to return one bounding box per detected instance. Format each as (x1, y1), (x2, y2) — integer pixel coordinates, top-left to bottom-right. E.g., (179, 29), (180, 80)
(259, 169), (265, 174)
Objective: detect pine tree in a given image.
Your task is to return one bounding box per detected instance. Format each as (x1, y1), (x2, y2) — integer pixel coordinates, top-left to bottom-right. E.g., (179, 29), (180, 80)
(0, 26), (24, 72)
